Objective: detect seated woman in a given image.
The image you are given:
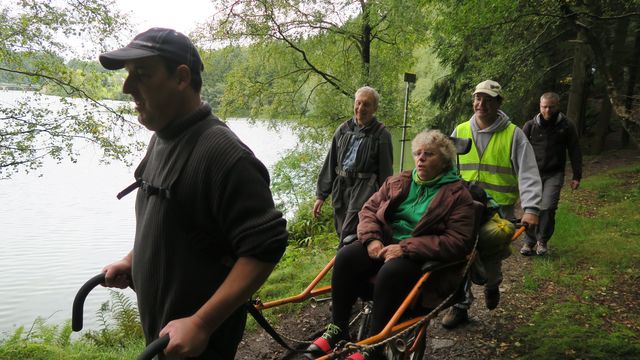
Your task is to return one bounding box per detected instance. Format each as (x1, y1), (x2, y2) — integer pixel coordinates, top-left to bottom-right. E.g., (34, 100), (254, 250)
(306, 130), (476, 360)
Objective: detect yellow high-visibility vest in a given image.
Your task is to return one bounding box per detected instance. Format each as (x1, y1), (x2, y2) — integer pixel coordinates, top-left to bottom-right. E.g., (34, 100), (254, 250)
(456, 121), (518, 205)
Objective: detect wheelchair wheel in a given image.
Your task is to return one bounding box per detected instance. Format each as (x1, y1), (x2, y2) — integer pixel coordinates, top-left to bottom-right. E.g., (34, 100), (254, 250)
(382, 322), (427, 360)
(349, 301), (427, 360)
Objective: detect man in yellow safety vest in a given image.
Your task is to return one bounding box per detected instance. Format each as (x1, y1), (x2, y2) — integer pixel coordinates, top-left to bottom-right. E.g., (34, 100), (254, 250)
(442, 80), (542, 329)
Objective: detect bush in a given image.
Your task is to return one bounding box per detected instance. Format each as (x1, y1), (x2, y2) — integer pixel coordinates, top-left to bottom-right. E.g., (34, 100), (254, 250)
(287, 198), (335, 247)
(83, 290), (144, 348)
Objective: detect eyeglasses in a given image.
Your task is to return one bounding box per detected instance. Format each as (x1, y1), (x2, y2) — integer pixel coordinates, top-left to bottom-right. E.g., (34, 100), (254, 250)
(412, 150), (434, 157)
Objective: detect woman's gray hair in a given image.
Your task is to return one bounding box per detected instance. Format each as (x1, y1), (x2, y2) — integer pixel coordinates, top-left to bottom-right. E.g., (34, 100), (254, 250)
(355, 86), (380, 107)
(411, 129), (457, 164)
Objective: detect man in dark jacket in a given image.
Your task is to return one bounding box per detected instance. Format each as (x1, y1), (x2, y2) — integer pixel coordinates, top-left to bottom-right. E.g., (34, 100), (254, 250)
(99, 28), (287, 359)
(313, 86), (393, 244)
(521, 92), (582, 256)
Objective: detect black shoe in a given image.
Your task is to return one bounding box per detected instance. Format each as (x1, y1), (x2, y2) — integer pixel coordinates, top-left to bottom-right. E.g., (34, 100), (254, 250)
(484, 287), (500, 310)
(441, 307), (469, 329)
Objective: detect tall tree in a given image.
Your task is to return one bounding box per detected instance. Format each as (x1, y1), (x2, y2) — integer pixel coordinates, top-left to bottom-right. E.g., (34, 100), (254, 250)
(562, 1), (640, 146)
(0, 0), (140, 179)
(427, 0), (640, 149)
(201, 0), (428, 133)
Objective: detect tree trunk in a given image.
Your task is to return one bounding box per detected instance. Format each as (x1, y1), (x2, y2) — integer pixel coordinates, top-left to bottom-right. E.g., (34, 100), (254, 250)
(593, 95), (611, 153)
(595, 16), (630, 152)
(360, 2), (372, 85)
(567, 29), (590, 135)
(570, 16), (640, 146)
(621, 28), (640, 148)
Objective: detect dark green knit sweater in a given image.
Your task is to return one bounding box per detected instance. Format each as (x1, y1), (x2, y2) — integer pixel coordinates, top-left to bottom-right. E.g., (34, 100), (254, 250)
(131, 104), (287, 359)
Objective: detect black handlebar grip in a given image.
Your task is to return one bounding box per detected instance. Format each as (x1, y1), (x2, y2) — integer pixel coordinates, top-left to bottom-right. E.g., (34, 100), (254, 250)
(72, 273), (106, 331)
(137, 334), (170, 360)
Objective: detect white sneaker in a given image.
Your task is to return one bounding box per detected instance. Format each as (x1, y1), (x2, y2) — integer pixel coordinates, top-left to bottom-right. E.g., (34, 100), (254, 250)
(536, 242), (548, 256)
(520, 243), (534, 256)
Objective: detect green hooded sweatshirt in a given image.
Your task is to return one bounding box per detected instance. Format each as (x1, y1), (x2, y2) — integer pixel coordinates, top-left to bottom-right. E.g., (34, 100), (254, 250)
(390, 167), (460, 243)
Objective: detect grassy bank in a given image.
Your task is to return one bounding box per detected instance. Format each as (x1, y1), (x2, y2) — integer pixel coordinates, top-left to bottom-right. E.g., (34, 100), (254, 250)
(0, 226), (337, 359)
(5, 165), (638, 359)
(0, 291), (145, 359)
(512, 164), (640, 359)
(247, 232), (337, 330)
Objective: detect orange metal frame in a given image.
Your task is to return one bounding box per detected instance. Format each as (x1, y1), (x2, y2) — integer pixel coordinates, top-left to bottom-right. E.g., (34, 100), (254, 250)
(252, 253), (435, 360)
(253, 226), (526, 359)
(254, 257), (335, 311)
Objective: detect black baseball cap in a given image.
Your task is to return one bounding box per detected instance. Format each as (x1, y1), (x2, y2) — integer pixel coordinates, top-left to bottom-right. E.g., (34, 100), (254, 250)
(99, 27), (204, 73)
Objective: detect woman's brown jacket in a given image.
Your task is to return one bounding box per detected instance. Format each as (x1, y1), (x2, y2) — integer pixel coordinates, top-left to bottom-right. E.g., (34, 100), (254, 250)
(357, 170), (477, 308)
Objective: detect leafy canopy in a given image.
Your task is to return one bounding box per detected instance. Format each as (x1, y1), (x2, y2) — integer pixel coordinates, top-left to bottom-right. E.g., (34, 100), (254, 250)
(0, 0), (142, 179)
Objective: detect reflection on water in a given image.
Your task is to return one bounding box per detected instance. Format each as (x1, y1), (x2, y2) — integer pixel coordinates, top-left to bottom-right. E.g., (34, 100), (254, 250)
(0, 104), (296, 335)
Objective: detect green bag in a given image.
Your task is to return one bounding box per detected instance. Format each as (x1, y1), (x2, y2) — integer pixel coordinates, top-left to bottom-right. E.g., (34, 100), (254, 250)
(477, 213), (515, 260)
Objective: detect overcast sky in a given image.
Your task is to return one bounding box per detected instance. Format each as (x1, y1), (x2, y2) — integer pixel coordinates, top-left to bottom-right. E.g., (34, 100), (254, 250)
(0, 0), (219, 58)
(112, 0), (216, 35)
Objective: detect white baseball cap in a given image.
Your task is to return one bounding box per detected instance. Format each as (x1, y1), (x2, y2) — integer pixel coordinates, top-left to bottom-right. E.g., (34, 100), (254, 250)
(473, 80), (502, 97)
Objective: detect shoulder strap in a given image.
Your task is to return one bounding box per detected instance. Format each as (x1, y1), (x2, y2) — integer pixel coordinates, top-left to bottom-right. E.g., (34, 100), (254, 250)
(116, 118), (219, 200)
(372, 120), (385, 138)
(116, 135), (157, 200)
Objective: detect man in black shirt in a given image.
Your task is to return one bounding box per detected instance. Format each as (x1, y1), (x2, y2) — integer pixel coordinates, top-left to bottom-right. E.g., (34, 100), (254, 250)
(521, 92), (582, 256)
(99, 28), (287, 359)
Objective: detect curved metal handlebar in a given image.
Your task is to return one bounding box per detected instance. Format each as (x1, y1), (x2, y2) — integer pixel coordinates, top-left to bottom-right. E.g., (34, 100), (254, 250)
(137, 334), (170, 360)
(72, 273), (106, 331)
(73, 273), (170, 359)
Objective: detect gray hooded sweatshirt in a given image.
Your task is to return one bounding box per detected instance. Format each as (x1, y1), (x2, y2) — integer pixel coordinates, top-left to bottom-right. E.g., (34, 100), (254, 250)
(452, 110), (542, 215)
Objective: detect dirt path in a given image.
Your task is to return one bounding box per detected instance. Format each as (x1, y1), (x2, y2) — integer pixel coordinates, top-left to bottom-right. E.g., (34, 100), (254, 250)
(236, 148), (640, 360)
(235, 245), (528, 360)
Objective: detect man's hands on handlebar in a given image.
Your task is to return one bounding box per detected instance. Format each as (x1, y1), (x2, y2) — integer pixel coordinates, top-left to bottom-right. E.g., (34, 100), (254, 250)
(159, 315), (210, 358)
(102, 251), (133, 289)
(521, 212), (539, 230)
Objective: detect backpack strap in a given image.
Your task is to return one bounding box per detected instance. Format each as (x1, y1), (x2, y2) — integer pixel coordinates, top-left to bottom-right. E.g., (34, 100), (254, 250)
(116, 117), (220, 200)
(116, 135), (157, 200)
(372, 120), (386, 139)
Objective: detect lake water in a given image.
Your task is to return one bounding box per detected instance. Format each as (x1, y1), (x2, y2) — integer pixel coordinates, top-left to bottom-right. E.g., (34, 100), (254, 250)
(0, 91), (298, 336)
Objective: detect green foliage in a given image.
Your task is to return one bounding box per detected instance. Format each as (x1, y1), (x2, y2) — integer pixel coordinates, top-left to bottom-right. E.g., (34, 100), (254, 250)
(271, 143), (326, 215)
(253, 234), (337, 322)
(201, 0), (430, 129)
(426, 0), (640, 138)
(522, 258), (557, 292)
(0, 91), (144, 179)
(198, 45), (246, 112)
(408, 46), (451, 133)
(286, 197), (336, 247)
(0, 309), (144, 359)
(25, 318), (72, 347)
(554, 167), (640, 269)
(83, 290), (144, 348)
(0, 0), (143, 179)
(254, 152), (339, 321)
(521, 273), (540, 292)
(512, 163), (640, 359)
(516, 302), (640, 359)
(43, 60), (127, 101)
(216, 41), (315, 120)
(269, 138), (339, 246)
